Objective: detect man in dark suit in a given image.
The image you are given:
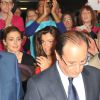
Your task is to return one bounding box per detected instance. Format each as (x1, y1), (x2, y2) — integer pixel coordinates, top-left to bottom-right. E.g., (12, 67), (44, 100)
(24, 31), (100, 100)
(0, 52), (23, 100)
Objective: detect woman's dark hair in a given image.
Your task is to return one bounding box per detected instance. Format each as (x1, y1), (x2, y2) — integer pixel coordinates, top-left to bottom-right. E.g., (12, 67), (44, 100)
(3, 26), (22, 40)
(79, 5), (96, 26)
(34, 26), (60, 57)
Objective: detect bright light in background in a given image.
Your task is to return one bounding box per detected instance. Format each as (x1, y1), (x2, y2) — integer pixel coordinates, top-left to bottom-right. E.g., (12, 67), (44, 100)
(20, 7), (27, 10)
(18, 0), (38, 2)
(19, 0), (30, 2)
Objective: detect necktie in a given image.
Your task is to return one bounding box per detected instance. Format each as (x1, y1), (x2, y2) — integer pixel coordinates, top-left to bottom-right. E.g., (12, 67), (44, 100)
(68, 78), (79, 100)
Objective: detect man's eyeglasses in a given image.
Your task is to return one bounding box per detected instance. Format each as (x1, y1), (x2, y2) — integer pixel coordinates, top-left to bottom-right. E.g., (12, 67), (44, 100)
(0, 1), (13, 6)
(63, 18), (72, 22)
(61, 57), (87, 68)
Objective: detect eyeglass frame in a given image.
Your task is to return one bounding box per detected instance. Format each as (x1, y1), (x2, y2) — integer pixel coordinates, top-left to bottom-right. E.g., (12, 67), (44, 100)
(61, 56), (88, 68)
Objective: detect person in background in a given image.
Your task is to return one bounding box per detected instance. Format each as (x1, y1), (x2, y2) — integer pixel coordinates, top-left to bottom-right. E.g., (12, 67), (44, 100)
(34, 26), (59, 73)
(75, 5), (100, 39)
(62, 12), (75, 31)
(0, 51), (23, 100)
(26, 0), (66, 58)
(24, 31), (100, 100)
(89, 31), (100, 69)
(25, 8), (38, 54)
(26, 8), (38, 23)
(23, 9), (38, 55)
(3, 26), (36, 93)
(82, 32), (98, 64)
(26, 0), (66, 37)
(0, 0), (25, 51)
(14, 7), (22, 17)
(0, 0), (24, 32)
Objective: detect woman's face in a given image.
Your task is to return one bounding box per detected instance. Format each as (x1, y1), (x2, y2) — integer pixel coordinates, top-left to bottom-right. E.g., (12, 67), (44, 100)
(41, 32), (55, 56)
(81, 9), (92, 24)
(4, 31), (22, 53)
(0, 0), (13, 13)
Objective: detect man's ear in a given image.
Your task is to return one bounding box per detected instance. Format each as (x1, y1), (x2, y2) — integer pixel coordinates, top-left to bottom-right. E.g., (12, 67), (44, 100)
(55, 50), (60, 60)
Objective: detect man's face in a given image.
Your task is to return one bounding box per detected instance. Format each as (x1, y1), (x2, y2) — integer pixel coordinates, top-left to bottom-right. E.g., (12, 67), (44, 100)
(37, 0), (51, 16)
(38, 1), (45, 15)
(63, 14), (73, 30)
(56, 41), (88, 78)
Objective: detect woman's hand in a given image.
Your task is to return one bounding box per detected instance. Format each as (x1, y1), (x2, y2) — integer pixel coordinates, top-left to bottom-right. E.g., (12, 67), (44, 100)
(36, 56), (51, 71)
(87, 35), (98, 56)
(51, 0), (61, 22)
(5, 11), (13, 27)
(51, 0), (57, 14)
(75, 25), (92, 33)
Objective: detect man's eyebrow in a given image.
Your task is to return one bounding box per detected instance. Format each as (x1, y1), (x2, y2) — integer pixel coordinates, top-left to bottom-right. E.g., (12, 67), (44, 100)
(67, 58), (87, 63)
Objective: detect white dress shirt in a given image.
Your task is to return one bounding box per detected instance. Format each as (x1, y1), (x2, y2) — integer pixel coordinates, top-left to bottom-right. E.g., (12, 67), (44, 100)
(56, 61), (86, 100)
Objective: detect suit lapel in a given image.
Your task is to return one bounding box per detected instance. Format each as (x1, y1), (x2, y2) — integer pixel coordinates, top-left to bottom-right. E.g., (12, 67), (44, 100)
(48, 63), (68, 100)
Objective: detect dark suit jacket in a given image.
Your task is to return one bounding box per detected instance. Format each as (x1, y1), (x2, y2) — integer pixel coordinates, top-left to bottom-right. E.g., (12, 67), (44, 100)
(24, 63), (100, 100)
(0, 52), (23, 100)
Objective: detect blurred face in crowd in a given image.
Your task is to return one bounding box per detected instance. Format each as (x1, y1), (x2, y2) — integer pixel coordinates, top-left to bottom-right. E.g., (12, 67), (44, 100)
(38, 0), (51, 16)
(41, 32), (55, 56)
(63, 14), (73, 30)
(81, 9), (92, 24)
(38, 0), (44, 15)
(0, 0), (14, 13)
(14, 8), (21, 16)
(56, 40), (88, 77)
(27, 10), (38, 21)
(3, 31), (22, 53)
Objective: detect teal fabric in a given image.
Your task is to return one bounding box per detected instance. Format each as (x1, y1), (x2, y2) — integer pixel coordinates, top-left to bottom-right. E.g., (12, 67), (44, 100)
(25, 20), (34, 27)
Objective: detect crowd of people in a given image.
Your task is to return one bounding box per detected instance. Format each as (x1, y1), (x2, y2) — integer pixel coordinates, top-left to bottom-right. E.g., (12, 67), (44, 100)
(0, 0), (100, 100)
